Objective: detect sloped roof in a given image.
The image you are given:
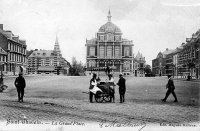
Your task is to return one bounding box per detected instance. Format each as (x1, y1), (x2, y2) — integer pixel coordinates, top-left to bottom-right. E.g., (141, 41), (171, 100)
(0, 47), (7, 55)
(0, 29), (26, 45)
(162, 49), (175, 58)
(29, 50), (55, 58)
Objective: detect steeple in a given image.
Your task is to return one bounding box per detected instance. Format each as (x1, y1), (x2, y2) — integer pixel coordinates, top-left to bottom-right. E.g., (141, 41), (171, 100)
(55, 35), (59, 45)
(107, 9), (112, 22)
(54, 35), (61, 56)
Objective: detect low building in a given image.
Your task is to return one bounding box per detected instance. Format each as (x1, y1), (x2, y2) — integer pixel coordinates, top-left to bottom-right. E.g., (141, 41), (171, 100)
(152, 48), (174, 76)
(0, 24), (27, 75)
(165, 47), (183, 77)
(178, 31), (200, 79)
(28, 36), (70, 75)
(133, 51), (146, 77)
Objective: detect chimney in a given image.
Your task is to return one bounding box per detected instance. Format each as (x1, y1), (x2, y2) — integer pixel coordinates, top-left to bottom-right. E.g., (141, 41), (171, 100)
(166, 48), (168, 51)
(19, 39), (26, 45)
(12, 36), (19, 42)
(0, 24), (3, 30)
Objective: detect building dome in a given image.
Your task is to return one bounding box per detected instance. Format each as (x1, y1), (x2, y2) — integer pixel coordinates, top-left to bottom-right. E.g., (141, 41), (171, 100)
(98, 22), (122, 33)
(98, 10), (122, 33)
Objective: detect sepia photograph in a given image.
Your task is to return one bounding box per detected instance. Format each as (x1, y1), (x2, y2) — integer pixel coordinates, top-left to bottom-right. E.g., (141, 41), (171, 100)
(0, 0), (199, 131)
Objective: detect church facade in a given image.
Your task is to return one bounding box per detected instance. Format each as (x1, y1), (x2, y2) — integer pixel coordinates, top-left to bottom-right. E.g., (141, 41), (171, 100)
(85, 10), (134, 75)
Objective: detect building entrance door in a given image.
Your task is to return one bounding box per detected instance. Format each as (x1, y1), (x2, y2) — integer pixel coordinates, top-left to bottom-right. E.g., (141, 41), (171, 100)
(159, 70), (162, 76)
(135, 70), (137, 77)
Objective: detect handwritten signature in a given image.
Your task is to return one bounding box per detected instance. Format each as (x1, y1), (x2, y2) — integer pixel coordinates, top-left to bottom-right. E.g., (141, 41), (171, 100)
(99, 119), (146, 131)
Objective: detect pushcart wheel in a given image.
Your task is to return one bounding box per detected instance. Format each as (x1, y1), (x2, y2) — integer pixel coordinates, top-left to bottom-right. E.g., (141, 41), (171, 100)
(95, 91), (103, 103)
(103, 95), (111, 102)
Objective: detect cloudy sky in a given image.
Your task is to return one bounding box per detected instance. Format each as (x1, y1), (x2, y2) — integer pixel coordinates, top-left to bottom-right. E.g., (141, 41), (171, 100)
(1, 0), (200, 65)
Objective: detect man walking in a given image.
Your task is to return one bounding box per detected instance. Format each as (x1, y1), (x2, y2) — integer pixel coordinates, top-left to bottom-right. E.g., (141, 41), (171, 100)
(162, 75), (178, 102)
(15, 73), (26, 102)
(117, 74), (126, 103)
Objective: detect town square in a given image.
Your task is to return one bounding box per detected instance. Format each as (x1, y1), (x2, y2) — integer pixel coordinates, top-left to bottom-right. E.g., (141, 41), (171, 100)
(0, 75), (199, 129)
(0, 0), (200, 131)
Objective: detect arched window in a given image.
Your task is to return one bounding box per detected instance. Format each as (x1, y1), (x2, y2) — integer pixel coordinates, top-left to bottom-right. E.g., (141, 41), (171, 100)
(107, 33), (114, 41)
(89, 60), (96, 67)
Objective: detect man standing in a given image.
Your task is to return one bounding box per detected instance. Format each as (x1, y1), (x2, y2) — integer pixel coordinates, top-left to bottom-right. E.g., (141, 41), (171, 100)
(117, 74), (126, 103)
(162, 75), (178, 102)
(15, 73), (26, 102)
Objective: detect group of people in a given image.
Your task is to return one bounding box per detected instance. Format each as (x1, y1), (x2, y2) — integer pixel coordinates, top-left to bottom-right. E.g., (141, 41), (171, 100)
(89, 73), (126, 103)
(89, 73), (178, 103)
(1, 70), (178, 104)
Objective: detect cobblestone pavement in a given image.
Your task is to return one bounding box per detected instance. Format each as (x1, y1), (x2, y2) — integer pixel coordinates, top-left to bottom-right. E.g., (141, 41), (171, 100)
(0, 76), (199, 130)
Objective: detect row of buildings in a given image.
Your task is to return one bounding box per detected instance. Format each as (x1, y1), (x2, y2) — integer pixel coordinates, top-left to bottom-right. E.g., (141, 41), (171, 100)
(152, 29), (200, 79)
(0, 24), (70, 76)
(1, 10), (148, 77)
(85, 10), (146, 76)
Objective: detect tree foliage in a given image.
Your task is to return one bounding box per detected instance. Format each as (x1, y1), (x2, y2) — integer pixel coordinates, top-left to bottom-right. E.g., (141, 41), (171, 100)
(144, 64), (152, 74)
(69, 57), (85, 76)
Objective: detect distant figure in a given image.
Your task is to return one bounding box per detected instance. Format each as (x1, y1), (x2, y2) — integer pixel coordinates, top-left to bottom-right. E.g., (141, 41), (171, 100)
(161, 75), (178, 102)
(0, 77), (4, 92)
(107, 74), (115, 102)
(0, 75), (7, 92)
(15, 73), (26, 102)
(105, 66), (110, 75)
(117, 74), (126, 103)
(89, 73), (102, 103)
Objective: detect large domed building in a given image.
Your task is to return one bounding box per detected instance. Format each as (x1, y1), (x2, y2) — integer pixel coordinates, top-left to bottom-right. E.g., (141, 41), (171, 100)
(85, 10), (134, 75)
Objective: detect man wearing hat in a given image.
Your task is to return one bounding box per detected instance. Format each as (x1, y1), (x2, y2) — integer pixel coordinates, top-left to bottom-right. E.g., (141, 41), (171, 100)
(117, 74), (126, 103)
(161, 75), (178, 102)
(14, 73), (26, 102)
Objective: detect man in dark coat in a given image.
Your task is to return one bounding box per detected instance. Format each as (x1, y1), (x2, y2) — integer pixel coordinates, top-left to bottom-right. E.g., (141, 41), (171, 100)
(117, 74), (126, 103)
(105, 66), (110, 75)
(162, 75), (178, 102)
(15, 73), (26, 102)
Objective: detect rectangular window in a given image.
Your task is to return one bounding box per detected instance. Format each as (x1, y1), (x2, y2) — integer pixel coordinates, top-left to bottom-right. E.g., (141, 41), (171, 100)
(89, 47), (95, 56)
(107, 46), (112, 58)
(41, 59), (45, 66)
(124, 47), (130, 56)
(99, 35), (104, 41)
(100, 46), (104, 58)
(115, 46), (120, 57)
(50, 60), (53, 66)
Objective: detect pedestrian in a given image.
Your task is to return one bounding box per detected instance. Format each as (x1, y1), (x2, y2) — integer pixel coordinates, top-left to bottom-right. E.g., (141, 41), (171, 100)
(117, 74), (126, 103)
(161, 75), (178, 102)
(0, 76), (4, 92)
(105, 66), (110, 75)
(0, 73), (8, 92)
(89, 73), (102, 103)
(106, 74), (115, 102)
(14, 73), (26, 102)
